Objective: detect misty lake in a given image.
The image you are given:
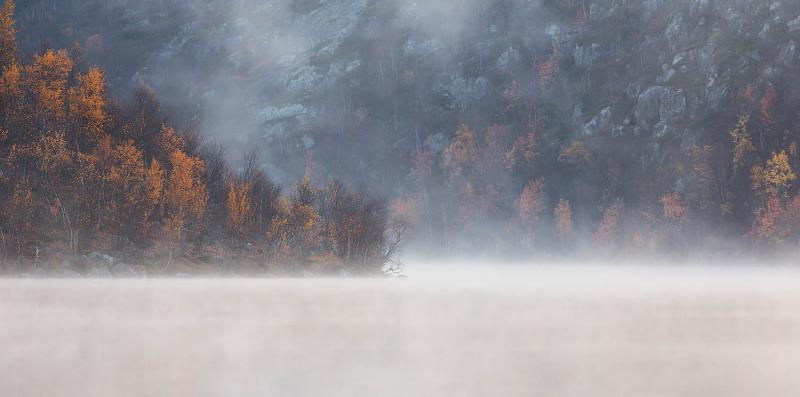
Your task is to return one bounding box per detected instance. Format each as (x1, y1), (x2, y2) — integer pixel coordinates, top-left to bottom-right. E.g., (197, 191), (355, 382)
(1, 266), (799, 397)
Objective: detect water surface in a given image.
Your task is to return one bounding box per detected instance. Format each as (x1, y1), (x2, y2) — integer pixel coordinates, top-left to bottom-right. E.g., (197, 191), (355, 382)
(1, 266), (799, 396)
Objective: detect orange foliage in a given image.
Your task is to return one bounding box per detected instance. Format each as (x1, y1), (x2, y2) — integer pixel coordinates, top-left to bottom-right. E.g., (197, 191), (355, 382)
(268, 177), (322, 259)
(751, 151), (796, 199)
(164, 150), (208, 243)
(730, 114), (754, 171)
(506, 129), (537, 170)
(558, 140), (592, 167)
(145, 159), (164, 219)
(106, 141), (158, 241)
(0, 0), (15, 68)
(157, 125), (184, 162)
(751, 196), (783, 243)
(25, 49), (73, 126)
(516, 178), (546, 222)
(0, 62), (20, 126)
(751, 194), (800, 244)
(68, 67), (106, 145)
(443, 124), (479, 172)
(227, 181), (253, 239)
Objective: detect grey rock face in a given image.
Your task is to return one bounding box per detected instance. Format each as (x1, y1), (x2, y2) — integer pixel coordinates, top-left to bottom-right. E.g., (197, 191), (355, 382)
(778, 41), (797, 66)
(440, 77), (490, 110)
(575, 44), (600, 69)
(28, 0), (800, 190)
(789, 16), (800, 33)
(583, 107), (612, 137)
(258, 104), (308, 124)
(636, 86), (686, 126)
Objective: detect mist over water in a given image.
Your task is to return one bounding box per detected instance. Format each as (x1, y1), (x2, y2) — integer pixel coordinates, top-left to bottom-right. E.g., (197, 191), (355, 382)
(3, 265), (800, 396)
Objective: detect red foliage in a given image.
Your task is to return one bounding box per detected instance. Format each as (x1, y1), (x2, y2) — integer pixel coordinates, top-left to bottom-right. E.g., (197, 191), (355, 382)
(537, 44), (559, 90)
(503, 80), (519, 102)
(593, 203), (622, 245)
(516, 178), (546, 222)
(751, 196), (782, 242)
(660, 192), (686, 222)
(760, 87), (778, 130)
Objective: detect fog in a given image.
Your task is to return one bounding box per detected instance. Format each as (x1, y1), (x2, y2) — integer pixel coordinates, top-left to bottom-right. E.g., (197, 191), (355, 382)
(3, 265), (800, 396)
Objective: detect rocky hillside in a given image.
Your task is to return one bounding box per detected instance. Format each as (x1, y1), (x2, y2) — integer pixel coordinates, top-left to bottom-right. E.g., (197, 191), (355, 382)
(15, 0), (800, 257)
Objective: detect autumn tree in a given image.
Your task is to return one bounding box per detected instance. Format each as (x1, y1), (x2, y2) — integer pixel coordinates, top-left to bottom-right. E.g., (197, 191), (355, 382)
(318, 180), (388, 267)
(24, 49), (73, 132)
(660, 192), (686, 222)
(730, 114), (754, 171)
(156, 125), (184, 164)
(68, 67), (106, 147)
(750, 196), (781, 243)
(0, 0), (15, 69)
(163, 150), (208, 248)
(145, 158), (164, 226)
(558, 140), (592, 168)
(106, 141), (163, 248)
(442, 124), (479, 177)
(752, 151), (796, 199)
(593, 203), (622, 247)
(517, 178), (546, 222)
(226, 180), (253, 241)
(0, 60), (20, 134)
(555, 199), (573, 241)
(506, 128), (537, 173)
(267, 177), (321, 262)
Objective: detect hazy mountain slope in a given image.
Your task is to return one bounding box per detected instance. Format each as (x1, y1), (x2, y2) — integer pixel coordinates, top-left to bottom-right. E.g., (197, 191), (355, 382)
(15, 0), (800, 256)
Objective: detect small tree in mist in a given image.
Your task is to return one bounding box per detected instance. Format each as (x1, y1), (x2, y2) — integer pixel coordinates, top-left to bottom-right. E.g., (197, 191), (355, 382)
(593, 203), (622, 250)
(730, 115), (754, 172)
(555, 199), (573, 243)
(515, 178), (546, 247)
(226, 180), (253, 242)
(225, 150), (279, 247)
(267, 177), (322, 263)
(660, 192), (686, 222)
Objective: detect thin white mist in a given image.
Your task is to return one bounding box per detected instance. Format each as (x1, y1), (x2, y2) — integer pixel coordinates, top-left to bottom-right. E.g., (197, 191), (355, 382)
(2, 264), (800, 396)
